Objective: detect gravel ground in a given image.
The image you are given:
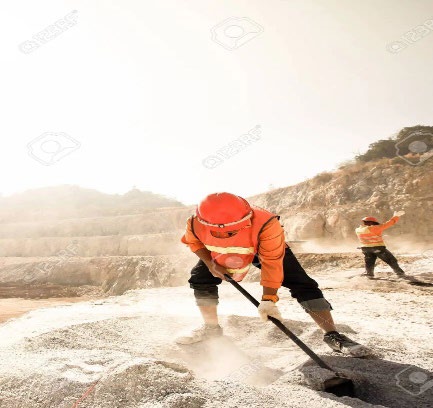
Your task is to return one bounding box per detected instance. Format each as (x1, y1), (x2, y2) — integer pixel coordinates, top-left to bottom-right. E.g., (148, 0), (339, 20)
(0, 260), (432, 408)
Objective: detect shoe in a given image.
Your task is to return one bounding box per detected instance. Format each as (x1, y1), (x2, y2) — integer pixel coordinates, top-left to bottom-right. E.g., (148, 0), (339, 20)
(324, 331), (371, 357)
(175, 324), (223, 345)
(361, 272), (374, 279)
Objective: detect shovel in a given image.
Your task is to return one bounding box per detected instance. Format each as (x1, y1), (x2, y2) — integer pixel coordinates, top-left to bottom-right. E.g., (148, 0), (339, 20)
(224, 274), (355, 397)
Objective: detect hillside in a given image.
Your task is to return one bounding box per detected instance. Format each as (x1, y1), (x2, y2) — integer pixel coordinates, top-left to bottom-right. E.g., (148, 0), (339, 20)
(0, 185), (184, 222)
(0, 158), (432, 297)
(250, 157), (433, 247)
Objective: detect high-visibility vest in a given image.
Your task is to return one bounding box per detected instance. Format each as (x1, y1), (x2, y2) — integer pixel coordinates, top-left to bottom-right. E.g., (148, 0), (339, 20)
(191, 207), (278, 281)
(355, 225), (386, 247)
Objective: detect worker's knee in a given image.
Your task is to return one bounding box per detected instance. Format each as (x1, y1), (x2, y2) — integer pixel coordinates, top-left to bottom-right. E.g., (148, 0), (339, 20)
(300, 298), (332, 312)
(192, 286), (219, 306)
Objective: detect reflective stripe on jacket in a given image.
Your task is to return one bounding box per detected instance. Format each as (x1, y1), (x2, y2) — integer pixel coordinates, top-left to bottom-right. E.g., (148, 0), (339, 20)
(191, 207), (278, 282)
(355, 216), (400, 247)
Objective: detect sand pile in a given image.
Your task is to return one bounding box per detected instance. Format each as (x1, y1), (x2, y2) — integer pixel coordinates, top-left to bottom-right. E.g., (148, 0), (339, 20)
(0, 267), (432, 408)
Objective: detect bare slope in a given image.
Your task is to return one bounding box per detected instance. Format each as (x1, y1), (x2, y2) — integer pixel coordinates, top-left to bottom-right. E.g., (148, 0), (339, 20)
(250, 158), (433, 243)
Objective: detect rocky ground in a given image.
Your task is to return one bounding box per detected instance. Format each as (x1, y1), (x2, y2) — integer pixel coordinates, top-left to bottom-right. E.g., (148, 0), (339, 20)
(1, 250), (429, 300)
(0, 255), (431, 408)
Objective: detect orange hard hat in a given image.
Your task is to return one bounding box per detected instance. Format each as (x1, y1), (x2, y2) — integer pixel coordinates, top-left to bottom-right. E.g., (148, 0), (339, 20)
(362, 216), (379, 223)
(196, 192), (252, 232)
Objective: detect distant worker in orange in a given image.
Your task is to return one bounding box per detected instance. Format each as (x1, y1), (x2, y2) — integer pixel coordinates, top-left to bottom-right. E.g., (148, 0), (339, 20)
(176, 192), (369, 357)
(355, 211), (406, 279)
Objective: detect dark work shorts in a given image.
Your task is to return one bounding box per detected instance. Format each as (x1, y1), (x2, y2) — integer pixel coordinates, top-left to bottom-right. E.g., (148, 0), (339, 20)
(188, 247), (327, 306)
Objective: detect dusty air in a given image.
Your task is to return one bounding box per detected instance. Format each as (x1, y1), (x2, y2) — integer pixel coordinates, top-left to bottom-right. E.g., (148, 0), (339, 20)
(1, 2), (432, 408)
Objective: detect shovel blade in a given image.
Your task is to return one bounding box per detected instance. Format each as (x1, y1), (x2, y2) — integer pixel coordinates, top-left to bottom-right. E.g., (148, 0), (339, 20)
(323, 376), (355, 397)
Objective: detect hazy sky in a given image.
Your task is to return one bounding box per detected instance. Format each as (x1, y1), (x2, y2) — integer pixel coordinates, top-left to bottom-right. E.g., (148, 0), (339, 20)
(0, 0), (432, 205)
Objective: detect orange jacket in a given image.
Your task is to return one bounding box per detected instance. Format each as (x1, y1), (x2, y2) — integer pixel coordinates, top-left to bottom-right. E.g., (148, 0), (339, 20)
(355, 216), (400, 247)
(181, 207), (285, 289)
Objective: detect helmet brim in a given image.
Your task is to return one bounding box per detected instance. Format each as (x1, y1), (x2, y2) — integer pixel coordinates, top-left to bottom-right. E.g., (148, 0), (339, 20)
(196, 211), (253, 232)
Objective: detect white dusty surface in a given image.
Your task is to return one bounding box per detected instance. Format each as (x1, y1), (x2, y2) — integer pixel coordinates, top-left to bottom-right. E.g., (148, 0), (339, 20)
(0, 260), (432, 408)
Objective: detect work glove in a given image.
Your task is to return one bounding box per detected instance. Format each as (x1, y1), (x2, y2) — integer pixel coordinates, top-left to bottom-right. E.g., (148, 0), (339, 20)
(393, 210), (405, 217)
(258, 300), (282, 322)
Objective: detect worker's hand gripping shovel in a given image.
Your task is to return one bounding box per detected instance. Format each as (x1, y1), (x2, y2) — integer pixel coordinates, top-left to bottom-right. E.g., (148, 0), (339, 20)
(224, 274), (355, 398)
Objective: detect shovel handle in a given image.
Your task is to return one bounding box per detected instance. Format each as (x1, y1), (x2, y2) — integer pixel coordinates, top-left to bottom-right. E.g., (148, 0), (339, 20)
(224, 274), (335, 372)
